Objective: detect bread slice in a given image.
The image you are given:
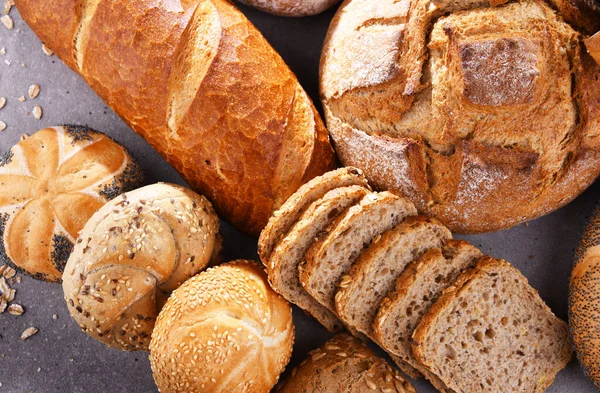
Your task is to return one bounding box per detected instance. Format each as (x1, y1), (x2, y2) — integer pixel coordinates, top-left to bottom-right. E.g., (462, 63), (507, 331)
(335, 216), (452, 337)
(267, 185), (369, 332)
(373, 240), (482, 391)
(277, 333), (417, 393)
(299, 191), (417, 312)
(412, 257), (573, 393)
(258, 167), (369, 263)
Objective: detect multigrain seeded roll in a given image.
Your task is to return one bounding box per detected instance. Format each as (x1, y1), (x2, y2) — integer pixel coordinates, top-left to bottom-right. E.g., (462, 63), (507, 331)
(62, 183), (220, 351)
(571, 203), (600, 389)
(320, 0), (600, 234)
(150, 260), (294, 393)
(0, 125), (143, 282)
(277, 334), (416, 393)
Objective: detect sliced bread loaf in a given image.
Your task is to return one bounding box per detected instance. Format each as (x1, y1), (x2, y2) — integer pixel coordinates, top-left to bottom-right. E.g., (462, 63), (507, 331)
(267, 185), (369, 332)
(277, 333), (416, 393)
(412, 257), (573, 393)
(373, 240), (482, 391)
(299, 191), (417, 312)
(258, 167), (370, 263)
(335, 216), (452, 339)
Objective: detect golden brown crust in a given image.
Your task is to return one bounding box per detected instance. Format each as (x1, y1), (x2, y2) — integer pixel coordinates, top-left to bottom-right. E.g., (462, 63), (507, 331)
(62, 183), (220, 351)
(585, 32), (600, 65)
(277, 333), (416, 393)
(547, 0), (600, 34)
(237, 0), (341, 16)
(0, 126), (143, 282)
(150, 260), (294, 393)
(321, 0), (600, 234)
(570, 204), (600, 389)
(15, 0), (335, 236)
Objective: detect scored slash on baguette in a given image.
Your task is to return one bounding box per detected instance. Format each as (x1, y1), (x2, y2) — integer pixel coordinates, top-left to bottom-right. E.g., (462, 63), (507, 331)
(259, 167), (370, 263)
(267, 185), (370, 332)
(373, 240), (482, 392)
(299, 191), (417, 313)
(412, 257), (573, 393)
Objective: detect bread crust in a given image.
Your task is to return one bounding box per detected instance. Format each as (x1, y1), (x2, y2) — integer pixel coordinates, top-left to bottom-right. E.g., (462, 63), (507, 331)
(150, 260), (294, 393)
(258, 167), (369, 263)
(277, 333), (416, 393)
(15, 0), (336, 236)
(237, 0), (341, 16)
(570, 203), (600, 389)
(0, 126), (143, 282)
(62, 183), (220, 351)
(321, 0), (600, 234)
(267, 185), (369, 332)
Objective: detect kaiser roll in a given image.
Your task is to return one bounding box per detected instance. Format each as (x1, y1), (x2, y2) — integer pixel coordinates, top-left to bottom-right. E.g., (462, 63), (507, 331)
(321, 0), (600, 233)
(0, 125), (143, 282)
(62, 183), (220, 351)
(150, 260), (294, 393)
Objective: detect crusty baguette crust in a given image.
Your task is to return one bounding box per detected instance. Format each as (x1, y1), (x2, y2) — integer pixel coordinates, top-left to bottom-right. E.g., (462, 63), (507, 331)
(413, 257), (572, 393)
(586, 32), (600, 66)
(237, 0), (341, 16)
(321, 0), (600, 234)
(15, 0), (335, 236)
(570, 203), (600, 389)
(258, 167), (369, 263)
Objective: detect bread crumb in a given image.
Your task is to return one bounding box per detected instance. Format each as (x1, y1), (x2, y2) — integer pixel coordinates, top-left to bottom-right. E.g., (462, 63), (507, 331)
(42, 44), (53, 56)
(1, 14), (12, 30)
(17, 95), (25, 102)
(0, 47), (5, 55)
(0, 97), (5, 109)
(20, 327), (38, 341)
(28, 84), (40, 99)
(52, 314), (58, 320)
(32, 105), (42, 119)
(0, 120), (5, 131)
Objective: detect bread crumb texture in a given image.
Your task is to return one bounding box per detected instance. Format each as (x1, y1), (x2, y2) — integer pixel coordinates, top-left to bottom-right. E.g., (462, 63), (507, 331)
(321, 0), (600, 233)
(150, 260), (294, 393)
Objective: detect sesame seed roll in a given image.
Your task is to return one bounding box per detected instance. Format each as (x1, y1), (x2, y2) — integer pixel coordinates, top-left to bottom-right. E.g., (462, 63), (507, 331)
(150, 260), (294, 393)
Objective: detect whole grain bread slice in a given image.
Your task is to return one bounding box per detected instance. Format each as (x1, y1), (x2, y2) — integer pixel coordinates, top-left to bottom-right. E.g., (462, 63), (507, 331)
(277, 333), (417, 393)
(412, 257), (573, 393)
(334, 216), (452, 378)
(267, 185), (370, 332)
(299, 191), (417, 312)
(335, 216), (452, 338)
(373, 240), (482, 391)
(258, 167), (370, 263)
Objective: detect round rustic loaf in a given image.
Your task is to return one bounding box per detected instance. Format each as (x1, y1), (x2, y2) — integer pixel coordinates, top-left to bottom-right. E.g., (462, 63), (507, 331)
(237, 0), (341, 16)
(62, 183), (220, 351)
(571, 204), (600, 389)
(321, 0), (600, 233)
(150, 260), (294, 393)
(0, 125), (143, 282)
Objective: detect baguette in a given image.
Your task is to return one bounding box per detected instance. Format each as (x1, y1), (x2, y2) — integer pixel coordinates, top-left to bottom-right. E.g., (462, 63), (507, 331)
(15, 0), (335, 236)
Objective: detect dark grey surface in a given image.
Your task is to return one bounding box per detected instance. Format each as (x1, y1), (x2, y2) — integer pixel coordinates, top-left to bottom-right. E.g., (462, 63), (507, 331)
(0, 2), (598, 392)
